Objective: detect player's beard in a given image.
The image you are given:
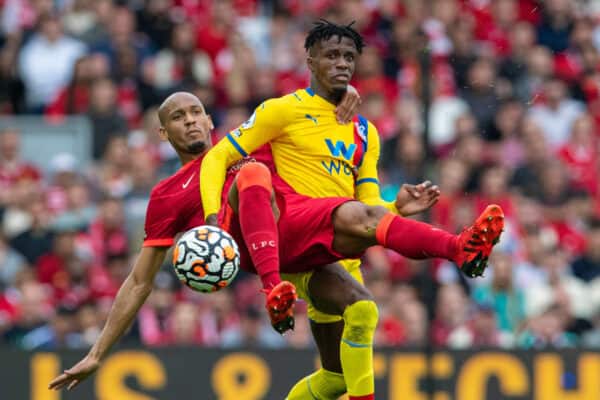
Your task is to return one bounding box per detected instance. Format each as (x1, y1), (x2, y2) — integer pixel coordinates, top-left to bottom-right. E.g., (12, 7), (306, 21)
(331, 87), (347, 104)
(187, 140), (207, 154)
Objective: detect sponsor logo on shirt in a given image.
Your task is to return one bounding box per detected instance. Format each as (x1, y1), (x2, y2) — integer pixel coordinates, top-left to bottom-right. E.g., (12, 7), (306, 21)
(321, 139), (357, 176)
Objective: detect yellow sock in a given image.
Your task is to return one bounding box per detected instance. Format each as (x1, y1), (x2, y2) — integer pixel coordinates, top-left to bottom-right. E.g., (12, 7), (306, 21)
(286, 368), (346, 400)
(340, 300), (378, 398)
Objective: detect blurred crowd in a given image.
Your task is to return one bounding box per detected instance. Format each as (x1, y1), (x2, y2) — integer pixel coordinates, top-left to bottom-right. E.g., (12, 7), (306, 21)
(2, 0), (600, 351)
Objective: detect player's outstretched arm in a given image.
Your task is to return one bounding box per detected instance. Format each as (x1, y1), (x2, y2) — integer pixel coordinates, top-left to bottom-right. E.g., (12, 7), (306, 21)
(48, 246), (167, 391)
(354, 121), (440, 216)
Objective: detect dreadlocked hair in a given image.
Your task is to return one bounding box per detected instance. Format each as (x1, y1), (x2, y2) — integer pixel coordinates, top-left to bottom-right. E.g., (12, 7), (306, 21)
(304, 19), (365, 54)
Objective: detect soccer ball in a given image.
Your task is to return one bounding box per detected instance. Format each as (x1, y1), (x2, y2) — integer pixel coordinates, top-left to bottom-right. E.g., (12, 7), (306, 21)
(172, 225), (240, 293)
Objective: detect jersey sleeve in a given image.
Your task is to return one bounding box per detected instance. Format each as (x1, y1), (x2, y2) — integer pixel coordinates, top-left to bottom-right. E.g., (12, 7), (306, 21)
(142, 191), (179, 247)
(200, 98), (291, 217)
(354, 121), (398, 214)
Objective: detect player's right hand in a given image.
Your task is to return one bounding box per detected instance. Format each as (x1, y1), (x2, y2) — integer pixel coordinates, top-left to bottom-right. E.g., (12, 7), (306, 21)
(48, 355), (100, 391)
(395, 180), (441, 216)
(264, 281), (297, 334)
(205, 213), (219, 227)
(335, 84), (362, 124)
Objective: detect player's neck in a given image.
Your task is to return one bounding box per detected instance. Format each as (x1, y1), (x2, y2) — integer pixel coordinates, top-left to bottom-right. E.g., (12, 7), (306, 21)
(309, 79), (343, 105)
(178, 152), (203, 166)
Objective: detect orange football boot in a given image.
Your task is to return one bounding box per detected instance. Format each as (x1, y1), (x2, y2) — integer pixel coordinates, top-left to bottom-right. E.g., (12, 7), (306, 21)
(263, 281), (298, 334)
(454, 204), (505, 278)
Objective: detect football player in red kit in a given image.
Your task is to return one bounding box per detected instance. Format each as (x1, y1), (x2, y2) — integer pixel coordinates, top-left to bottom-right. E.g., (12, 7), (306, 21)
(47, 90), (364, 392)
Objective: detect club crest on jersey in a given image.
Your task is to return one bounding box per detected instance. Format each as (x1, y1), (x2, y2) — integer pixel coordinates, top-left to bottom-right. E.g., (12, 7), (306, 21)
(354, 120), (367, 142)
(241, 111), (256, 129)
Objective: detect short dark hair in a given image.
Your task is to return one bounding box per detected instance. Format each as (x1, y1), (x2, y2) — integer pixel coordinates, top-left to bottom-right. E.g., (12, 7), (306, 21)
(304, 19), (365, 54)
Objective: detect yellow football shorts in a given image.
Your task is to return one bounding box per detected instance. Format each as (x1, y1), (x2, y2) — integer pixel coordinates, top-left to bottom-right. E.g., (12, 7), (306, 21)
(281, 259), (364, 323)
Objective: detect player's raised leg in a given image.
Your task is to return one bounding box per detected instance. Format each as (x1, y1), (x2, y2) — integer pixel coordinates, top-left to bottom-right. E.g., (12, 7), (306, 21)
(228, 162), (297, 333)
(332, 203), (505, 278)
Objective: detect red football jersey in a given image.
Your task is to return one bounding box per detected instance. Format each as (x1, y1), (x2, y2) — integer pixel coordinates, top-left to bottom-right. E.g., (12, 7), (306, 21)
(143, 156), (206, 248)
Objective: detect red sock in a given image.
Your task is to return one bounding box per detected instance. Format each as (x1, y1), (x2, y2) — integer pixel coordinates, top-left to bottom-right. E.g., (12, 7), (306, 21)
(375, 213), (458, 260)
(349, 395), (374, 400)
(237, 163), (281, 290)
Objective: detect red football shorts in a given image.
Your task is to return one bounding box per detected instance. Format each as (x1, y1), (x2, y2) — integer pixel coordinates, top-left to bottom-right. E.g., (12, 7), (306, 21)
(276, 192), (353, 272)
(219, 192), (353, 274)
(219, 162), (357, 274)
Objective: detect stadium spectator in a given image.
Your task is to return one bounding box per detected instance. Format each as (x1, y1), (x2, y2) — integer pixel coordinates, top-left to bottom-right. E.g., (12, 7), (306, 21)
(0, 33), (25, 113)
(36, 229), (89, 303)
(167, 302), (205, 346)
(135, 0), (174, 51)
(571, 219), (600, 282)
(86, 78), (128, 159)
(0, 128), (41, 208)
(220, 305), (286, 349)
(83, 195), (128, 266)
(45, 54), (110, 118)
(3, 277), (54, 347)
(18, 13), (86, 112)
(528, 76), (585, 149)
(517, 303), (578, 348)
(19, 304), (82, 350)
(51, 182), (96, 233)
(145, 21), (213, 93)
(510, 118), (552, 197)
(459, 57), (500, 135)
(0, 232), (26, 287)
(9, 198), (53, 265)
(137, 272), (178, 347)
(498, 22), (536, 94)
(91, 6), (152, 73)
(557, 113), (599, 195)
(431, 284), (472, 348)
(472, 251), (526, 334)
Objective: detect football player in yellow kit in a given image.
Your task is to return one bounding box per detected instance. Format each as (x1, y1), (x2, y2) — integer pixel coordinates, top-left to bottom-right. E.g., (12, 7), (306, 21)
(202, 20), (503, 400)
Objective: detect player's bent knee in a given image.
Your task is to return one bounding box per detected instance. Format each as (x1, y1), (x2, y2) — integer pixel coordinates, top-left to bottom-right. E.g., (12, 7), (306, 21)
(364, 205), (388, 224)
(236, 162), (272, 192)
(348, 283), (373, 305)
(334, 202), (384, 233)
(342, 300), (379, 344)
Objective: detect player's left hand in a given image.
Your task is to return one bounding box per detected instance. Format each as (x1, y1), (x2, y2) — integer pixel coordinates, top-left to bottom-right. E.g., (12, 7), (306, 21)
(395, 180), (441, 216)
(335, 84), (362, 124)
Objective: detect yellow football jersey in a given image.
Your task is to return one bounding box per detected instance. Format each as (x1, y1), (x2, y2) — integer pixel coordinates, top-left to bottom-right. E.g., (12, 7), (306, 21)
(201, 88), (396, 216)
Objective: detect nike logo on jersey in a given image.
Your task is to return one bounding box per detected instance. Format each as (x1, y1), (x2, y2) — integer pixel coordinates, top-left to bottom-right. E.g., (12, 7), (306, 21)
(182, 174), (194, 189)
(305, 114), (318, 124)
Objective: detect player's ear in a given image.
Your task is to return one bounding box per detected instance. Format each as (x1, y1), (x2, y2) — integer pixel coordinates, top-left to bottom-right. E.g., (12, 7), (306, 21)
(307, 56), (314, 73)
(158, 126), (168, 141)
(207, 115), (214, 131)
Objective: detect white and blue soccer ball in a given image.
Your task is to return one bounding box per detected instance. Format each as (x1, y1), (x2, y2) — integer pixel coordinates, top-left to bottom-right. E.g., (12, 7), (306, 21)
(172, 225), (240, 293)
